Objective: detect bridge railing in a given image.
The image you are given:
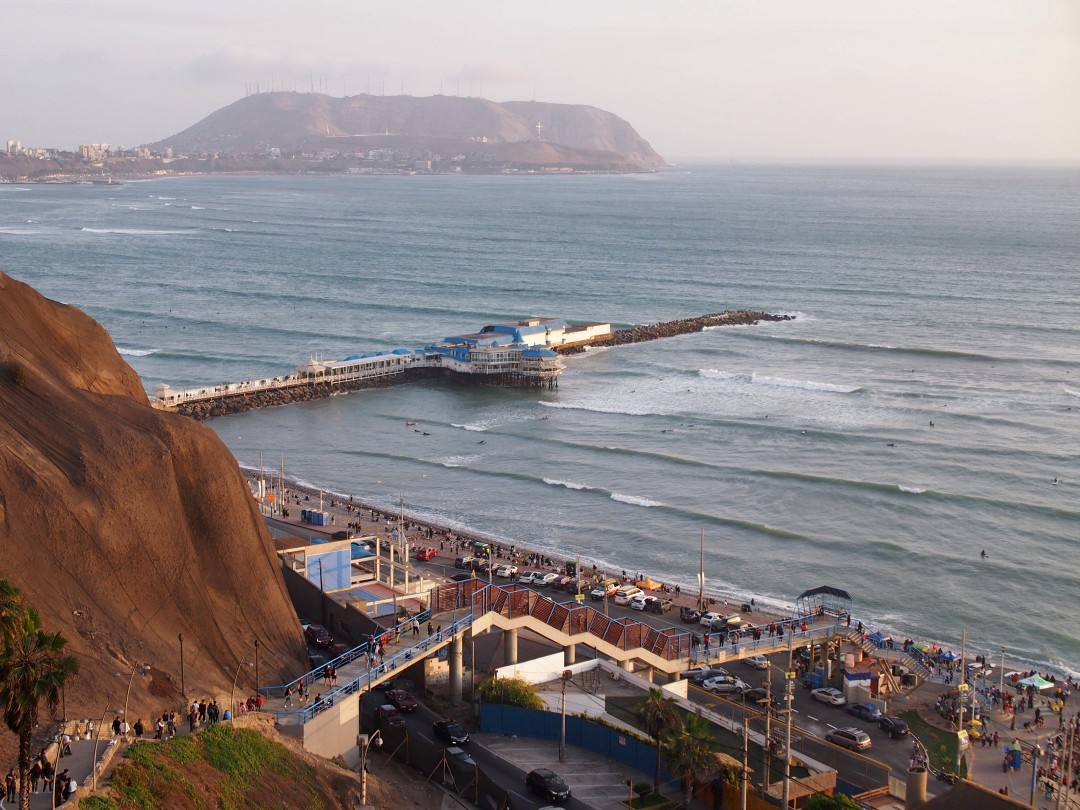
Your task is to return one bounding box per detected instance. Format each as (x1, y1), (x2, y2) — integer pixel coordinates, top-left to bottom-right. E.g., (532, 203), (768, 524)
(270, 613), (472, 725)
(258, 609), (432, 700)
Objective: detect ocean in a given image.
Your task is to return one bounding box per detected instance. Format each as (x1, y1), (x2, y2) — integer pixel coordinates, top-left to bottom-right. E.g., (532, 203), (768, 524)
(2, 165), (1078, 674)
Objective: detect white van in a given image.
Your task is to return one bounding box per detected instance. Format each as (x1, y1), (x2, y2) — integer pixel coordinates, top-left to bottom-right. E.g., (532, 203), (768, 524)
(614, 586), (643, 606)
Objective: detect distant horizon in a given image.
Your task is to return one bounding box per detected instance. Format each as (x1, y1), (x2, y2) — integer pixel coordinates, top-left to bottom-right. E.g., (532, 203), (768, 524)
(2, 1), (1076, 163)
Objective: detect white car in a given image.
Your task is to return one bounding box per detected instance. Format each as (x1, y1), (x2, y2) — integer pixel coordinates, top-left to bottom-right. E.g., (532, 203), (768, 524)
(744, 655), (770, 670)
(811, 687), (847, 706)
(698, 612), (722, 626)
(614, 587), (643, 606)
(702, 676), (750, 695)
(518, 571), (538, 584)
(628, 594), (649, 611)
(535, 573), (559, 587)
(495, 564), (517, 579)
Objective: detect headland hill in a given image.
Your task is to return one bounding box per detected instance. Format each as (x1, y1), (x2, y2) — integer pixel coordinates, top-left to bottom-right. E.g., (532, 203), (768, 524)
(0, 91), (665, 183)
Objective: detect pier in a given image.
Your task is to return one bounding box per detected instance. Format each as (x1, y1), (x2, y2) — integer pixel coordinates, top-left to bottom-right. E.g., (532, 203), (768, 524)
(153, 311), (792, 420)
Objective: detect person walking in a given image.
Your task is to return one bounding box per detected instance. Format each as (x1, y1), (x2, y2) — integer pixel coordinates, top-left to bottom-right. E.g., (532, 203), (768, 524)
(284, 684), (294, 708)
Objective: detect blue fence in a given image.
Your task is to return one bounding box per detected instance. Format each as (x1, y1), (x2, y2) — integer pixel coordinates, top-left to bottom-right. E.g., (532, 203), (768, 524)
(480, 703), (670, 783)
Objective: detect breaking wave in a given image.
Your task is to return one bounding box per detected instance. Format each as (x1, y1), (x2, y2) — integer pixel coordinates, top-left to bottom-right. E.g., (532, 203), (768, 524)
(543, 478), (592, 490)
(699, 369), (861, 393)
(80, 227), (193, 235)
(430, 454), (484, 468)
(610, 493), (664, 507)
(117, 347), (160, 357)
(898, 485), (927, 494)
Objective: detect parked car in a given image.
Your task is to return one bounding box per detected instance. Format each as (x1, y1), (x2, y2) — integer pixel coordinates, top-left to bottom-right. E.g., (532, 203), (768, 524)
(680, 606), (703, 623)
(525, 768), (571, 803)
(702, 676), (750, 694)
(825, 727), (872, 751)
(698, 611), (722, 626)
(744, 655), (770, 670)
(613, 587), (643, 606)
(878, 716), (910, 738)
(590, 580), (618, 600)
(454, 555), (475, 569)
(433, 719), (469, 745)
(535, 572), (559, 587)
(374, 704), (404, 727)
(415, 547), (437, 561)
(495, 564), (518, 579)
(647, 597), (673, 614)
(385, 689), (418, 713)
(686, 667), (731, 686)
(811, 687), (847, 706)
(847, 702), (883, 722)
(518, 571), (539, 584)
(451, 572), (473, 582)
(628, 594), (649, 611)
(331, 530), (354, 540)
(303, 623), (332, 649)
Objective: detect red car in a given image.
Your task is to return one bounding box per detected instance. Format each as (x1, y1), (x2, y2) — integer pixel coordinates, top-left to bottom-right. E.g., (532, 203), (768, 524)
(415, 547), (438, 561)
(385, 689), (418, 712)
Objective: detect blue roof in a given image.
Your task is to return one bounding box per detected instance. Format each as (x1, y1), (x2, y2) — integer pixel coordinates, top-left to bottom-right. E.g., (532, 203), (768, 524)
(392, 348), (411, 355)
(523, 347), (557, 358)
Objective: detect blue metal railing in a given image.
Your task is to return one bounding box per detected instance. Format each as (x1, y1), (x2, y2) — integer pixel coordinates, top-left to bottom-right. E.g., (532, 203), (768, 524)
(270, 612), (474, 725)
(259, 608), (432, 700)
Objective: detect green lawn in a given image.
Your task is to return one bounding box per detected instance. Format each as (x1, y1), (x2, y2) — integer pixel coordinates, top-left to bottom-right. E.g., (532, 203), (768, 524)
(899, 711), (968, 778)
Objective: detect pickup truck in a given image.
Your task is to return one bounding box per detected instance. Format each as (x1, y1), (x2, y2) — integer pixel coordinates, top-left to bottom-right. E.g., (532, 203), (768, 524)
(648, 597), (674, 614)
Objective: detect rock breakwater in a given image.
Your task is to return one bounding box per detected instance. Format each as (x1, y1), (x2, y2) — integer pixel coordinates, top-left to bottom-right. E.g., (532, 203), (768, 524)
(559, 310), (794, 353)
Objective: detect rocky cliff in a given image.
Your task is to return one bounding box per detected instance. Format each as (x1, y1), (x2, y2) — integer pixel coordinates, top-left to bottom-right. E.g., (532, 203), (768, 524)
(148, 92), (665, 170)
(0, 272), (307, 727)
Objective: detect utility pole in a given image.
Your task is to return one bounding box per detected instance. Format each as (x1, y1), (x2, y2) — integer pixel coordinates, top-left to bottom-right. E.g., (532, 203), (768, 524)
(741, 716), (749, 810)
(178, 633), (186, 700)
(764, 663), (773, 789)
(956, 629), (967, 776)
(782, 630), (794, 808)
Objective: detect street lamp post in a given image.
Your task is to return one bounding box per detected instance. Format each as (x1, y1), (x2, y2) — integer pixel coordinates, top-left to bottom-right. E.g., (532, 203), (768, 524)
(178, 633), (186, 700)
(358, 731), (383, 805)
(998, 646), (1005, 706)
(559, 670), (571, 763)
(91, 705), (112, 791)
(123, 663), (150, 739)
(229, 661), (253, 717)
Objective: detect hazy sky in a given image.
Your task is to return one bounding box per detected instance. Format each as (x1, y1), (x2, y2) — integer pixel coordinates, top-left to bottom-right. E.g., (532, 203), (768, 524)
(3, 0), (1077, 161)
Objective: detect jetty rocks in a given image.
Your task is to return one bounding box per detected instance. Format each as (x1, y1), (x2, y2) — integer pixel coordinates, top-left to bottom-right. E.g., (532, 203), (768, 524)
(563, 310), (794, 352)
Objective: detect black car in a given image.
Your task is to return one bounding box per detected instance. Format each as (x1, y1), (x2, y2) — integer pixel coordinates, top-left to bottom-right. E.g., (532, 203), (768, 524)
(680, 606), (703, 623)
(526, 768), (571, 803)
(741, 687), (780, 711)
(879, 716), (910, 738)
(451, 572), (473, 582)
(433, 719), (470, 745)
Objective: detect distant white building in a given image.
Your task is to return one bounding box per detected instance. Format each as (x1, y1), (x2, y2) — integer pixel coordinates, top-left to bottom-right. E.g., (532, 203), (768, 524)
(5, 140), (21, 156)
(79, 143), (110, 161)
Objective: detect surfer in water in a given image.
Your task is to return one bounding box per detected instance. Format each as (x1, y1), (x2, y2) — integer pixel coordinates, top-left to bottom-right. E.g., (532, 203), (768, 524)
(981, 550), (987, 559)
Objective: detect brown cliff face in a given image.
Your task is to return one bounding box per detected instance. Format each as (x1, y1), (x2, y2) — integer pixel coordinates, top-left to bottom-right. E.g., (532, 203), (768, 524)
(0, 272), (306, 727)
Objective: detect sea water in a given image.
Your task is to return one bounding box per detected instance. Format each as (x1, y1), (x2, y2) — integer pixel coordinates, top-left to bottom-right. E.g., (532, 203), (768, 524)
(2, 165), (1078, 673)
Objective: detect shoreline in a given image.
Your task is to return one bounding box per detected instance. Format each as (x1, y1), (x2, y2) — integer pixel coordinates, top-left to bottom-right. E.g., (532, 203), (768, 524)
(243, 466), (1075, 678)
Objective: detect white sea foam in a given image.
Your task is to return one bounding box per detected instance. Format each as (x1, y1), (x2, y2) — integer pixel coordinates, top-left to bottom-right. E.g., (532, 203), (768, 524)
(1064, 387), (1080, 399)
(191, 206), (206, 210)
(699, 369), (749, 382)
(117, 347), (159, 357)
(80, 227), (192, 235)
(898, 485), (927, 494)
(431, 454), (483, 468)
(0, 228), (39, 235)
(610, 493), (664, 507)
(538, 400), (656, 417)
(156, 196), (176, 200)
(751, 374), (860, 394)
(451, 422), (490, 432)
(543, 478), (592, 490)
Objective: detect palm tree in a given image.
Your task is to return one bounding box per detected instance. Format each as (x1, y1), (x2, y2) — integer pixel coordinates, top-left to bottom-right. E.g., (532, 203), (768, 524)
(638, 688), (680, 794)
(0, 580), (22, 641)
(662, 712), (722, 807)
(0, 607), (79, 810)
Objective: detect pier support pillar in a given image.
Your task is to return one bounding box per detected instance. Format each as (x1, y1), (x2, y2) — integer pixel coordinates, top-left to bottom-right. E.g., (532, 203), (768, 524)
(449, 635), (463, 704)
(503, 629), (519, 667)
(563, 644), (576, 666)
(619, 658), (633, 672)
